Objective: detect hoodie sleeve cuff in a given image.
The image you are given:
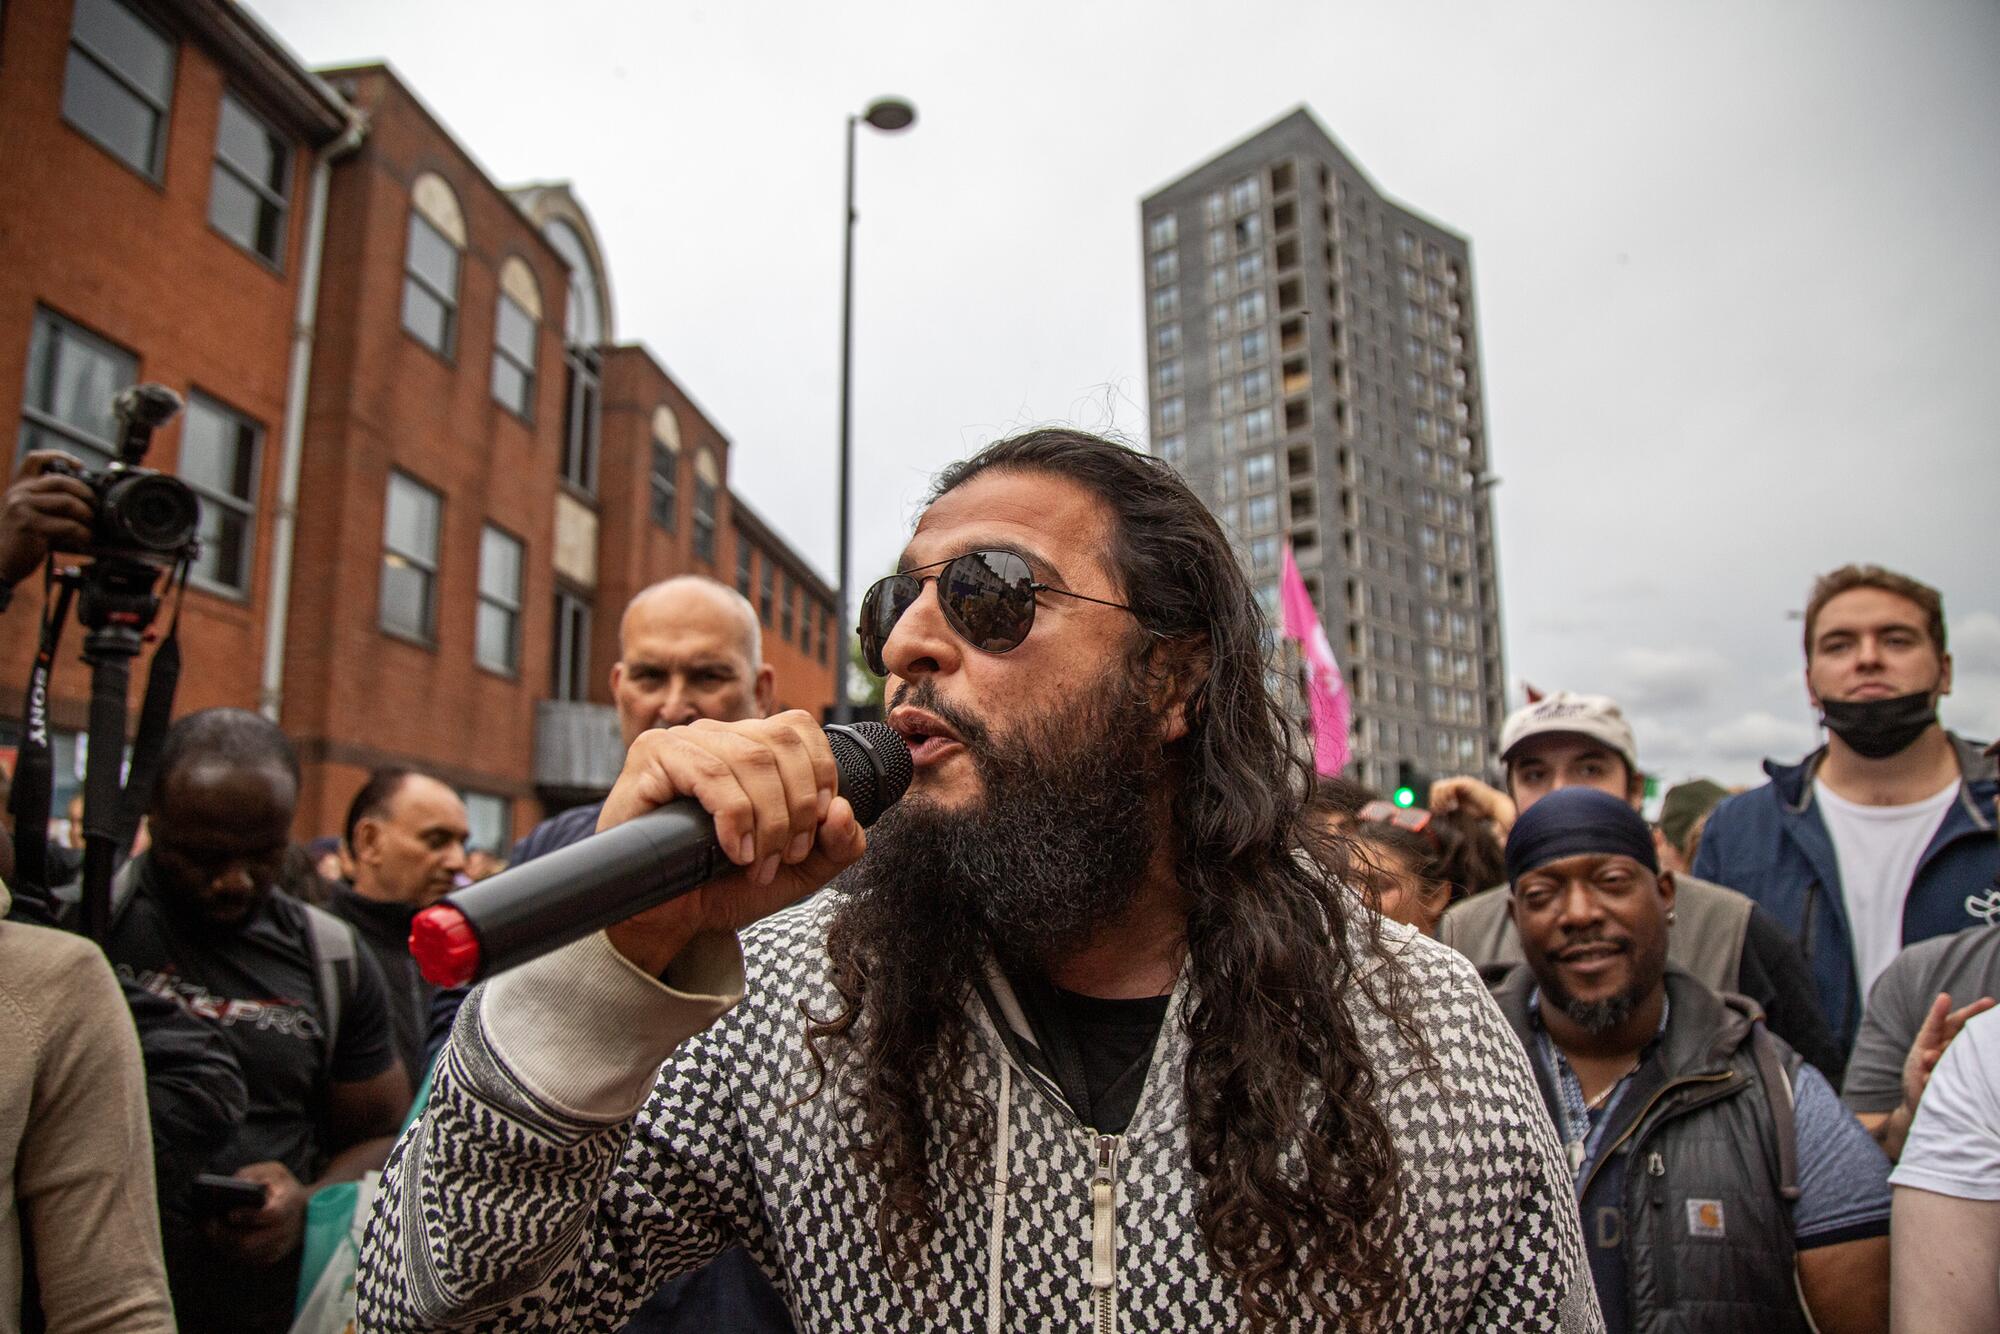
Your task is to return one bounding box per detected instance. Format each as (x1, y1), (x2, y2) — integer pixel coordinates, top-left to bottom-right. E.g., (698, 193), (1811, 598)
(479, 928), (746, 1122)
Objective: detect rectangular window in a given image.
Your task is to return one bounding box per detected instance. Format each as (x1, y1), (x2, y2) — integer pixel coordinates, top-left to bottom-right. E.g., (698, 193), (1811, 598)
(1206, 228), (1227, 261)
(209, 92), (290, 263)
(1230, 177), (1260, 214)
(1158, 396), (1184, 431)
(476, 525), (523, 674)
(782, 574), (796, 643)
(650, 441), (678, 531)
(735, 535), (753, 596)
(490, 294), (537, 416)
(1157, 433), (1185, 466)
(380, 472), (441, 642)
(1248, 536), (1277, 573)
(401, 212), (460, 355)
(1155, 358), (1181, 394)
(1236, 253), (1263, 286)
(552, 588), (591, 702)
(1240, 329), (1267, 363)
(178, 393), (261, 596)
(17, 309), (137, 471)
(1244, 451), (1275, 489)
(1154, 323), (1181, 357)
(460, 790), (509, 857)
(1205, 191), (1225, 225)
(560, 347), (602, 494)
(1244, 406), (1275, 444)
(1234, 214), (1262, 249)
(1150, 251), (1177, 285)
(692, 478), (716, 562)
(759, 561), (775, 626)
(62, 0), (176, 178)
(1246, 494), (1276, 530)
(1241, 367), (1271, 402)
(1150, 285), (1179, 321)
(1235, 290), (1266, 325)
(1147, 213), (1178, 251)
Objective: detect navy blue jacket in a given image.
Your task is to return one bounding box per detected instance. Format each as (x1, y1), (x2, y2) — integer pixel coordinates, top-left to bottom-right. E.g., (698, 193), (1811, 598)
(1693, 732), (1999, 1050)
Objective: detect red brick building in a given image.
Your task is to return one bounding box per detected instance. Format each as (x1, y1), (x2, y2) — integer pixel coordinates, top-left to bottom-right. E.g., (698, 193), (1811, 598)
(1, 0), (836, 853)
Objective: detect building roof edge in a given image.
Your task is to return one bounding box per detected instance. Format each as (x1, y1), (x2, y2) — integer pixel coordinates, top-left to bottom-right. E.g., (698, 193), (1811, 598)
(174, 0), (353, 142)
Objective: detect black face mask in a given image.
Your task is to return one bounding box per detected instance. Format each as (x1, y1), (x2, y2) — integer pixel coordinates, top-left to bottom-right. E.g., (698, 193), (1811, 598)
(1821, 690), (1938, 760)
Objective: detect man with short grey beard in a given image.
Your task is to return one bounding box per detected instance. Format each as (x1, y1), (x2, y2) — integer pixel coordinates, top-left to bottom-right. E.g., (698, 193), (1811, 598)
(1489, 787), (1893, 1334)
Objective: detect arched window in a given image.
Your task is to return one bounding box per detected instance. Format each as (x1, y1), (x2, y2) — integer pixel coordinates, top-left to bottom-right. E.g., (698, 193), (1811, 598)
(692, 448), (719, 564)
(545, 220), (603, 493)
(650, 406), (680, 532)
(491, 256), (542, 417)
(402, 173), (465, 355)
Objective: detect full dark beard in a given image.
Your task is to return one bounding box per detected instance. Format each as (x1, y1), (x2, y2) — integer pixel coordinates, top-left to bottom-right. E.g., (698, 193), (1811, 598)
(834, 670), (1168, 980)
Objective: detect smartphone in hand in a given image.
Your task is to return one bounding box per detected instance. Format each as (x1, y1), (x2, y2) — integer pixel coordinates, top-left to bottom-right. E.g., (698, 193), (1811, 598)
(191, 1172), (268, 1217)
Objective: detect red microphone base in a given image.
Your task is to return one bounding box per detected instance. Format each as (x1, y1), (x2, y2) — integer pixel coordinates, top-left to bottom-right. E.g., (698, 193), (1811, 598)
(410, 902), (481, 988)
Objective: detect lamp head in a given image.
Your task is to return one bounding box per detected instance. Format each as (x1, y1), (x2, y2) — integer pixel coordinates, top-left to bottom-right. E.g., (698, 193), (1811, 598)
(863, 97), (917, 132)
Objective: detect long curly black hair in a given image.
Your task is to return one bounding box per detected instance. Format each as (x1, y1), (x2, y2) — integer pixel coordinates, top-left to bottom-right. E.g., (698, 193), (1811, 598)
(805, 427), (1426, 1326)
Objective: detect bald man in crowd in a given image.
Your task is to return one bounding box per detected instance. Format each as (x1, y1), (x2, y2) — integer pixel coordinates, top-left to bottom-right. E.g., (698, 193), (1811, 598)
(428, 574), (790, 1334)
(512, 576), (775, 860)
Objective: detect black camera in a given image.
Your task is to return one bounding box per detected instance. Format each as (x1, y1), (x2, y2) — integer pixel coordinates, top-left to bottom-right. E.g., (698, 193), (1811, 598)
(46, 383), (201, 562)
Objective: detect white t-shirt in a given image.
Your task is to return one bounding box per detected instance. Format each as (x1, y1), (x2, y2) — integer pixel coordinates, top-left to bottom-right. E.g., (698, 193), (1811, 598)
(1892, 1006), (2000, 1200)
(1815, 777), (1957, 998)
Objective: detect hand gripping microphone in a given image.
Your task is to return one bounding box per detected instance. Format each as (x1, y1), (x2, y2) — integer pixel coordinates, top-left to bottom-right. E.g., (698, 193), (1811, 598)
(409, 722), (912, 988)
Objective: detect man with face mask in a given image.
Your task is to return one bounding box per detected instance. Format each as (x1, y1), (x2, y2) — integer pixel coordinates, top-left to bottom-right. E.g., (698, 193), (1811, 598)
(1695, 565), (1999, 1052)
(359, 429), (1597, 1331)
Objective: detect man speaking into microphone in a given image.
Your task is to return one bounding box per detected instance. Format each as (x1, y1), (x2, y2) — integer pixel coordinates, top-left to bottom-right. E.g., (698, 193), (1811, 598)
(358, 429), (1597, 1331)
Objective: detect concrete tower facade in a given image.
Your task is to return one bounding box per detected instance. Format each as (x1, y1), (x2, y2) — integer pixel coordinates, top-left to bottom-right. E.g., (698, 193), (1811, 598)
(1141, 108), (1504, 790)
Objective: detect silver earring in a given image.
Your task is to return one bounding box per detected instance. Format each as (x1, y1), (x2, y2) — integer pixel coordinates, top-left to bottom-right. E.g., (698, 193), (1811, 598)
(1667, 909), (1677, 925)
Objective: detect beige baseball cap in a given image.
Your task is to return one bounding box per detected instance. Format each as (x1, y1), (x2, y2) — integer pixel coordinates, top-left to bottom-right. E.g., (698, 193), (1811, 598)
(1499, 692), (1639, 772)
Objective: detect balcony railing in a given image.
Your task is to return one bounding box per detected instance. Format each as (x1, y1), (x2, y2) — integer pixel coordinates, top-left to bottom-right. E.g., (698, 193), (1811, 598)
(533, 699), (624, 797)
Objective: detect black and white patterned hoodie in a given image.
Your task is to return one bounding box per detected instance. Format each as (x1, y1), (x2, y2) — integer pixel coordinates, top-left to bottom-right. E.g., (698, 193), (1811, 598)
(356, 897), (1603, 1332)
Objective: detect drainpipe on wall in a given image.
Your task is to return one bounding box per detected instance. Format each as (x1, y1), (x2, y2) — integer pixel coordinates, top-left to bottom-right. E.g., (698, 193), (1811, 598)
(259, 112), (368, 722)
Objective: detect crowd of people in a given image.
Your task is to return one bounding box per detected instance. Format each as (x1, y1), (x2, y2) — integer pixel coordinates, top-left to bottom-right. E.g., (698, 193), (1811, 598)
(2, 431), (1995, 1333)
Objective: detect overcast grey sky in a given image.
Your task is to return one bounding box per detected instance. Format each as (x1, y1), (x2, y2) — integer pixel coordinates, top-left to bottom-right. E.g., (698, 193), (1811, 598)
(258, 0), (1999, 785)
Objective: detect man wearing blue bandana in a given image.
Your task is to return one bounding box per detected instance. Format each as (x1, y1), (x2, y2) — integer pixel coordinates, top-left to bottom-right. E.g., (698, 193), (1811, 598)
(1489, 787), (1893, 1334)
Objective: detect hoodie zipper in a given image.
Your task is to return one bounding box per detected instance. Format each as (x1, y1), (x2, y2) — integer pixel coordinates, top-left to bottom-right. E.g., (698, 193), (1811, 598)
(1091, 1133), (1120, 1333)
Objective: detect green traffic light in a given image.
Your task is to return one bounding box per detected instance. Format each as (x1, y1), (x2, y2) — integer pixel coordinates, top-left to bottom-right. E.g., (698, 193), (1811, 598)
(1392, 787), (1416, 809)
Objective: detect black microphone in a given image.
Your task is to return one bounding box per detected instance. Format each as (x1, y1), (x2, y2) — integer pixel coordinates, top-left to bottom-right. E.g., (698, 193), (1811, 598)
(409, 722), (912, 987)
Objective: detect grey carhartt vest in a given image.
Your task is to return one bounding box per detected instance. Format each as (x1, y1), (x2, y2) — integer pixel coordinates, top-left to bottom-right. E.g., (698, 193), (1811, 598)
(1494, 968), (1808, 1333)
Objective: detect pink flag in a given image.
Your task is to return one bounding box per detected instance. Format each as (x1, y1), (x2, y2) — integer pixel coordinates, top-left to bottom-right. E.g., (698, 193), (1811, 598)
(1279, 540), (1351, 775)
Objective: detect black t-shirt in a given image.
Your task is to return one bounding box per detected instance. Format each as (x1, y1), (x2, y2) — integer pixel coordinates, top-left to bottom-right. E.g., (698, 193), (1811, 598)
(105, 865), (396, 1333)
(1047, 986), (1173, 1135)
(106, 872), (397, 1180)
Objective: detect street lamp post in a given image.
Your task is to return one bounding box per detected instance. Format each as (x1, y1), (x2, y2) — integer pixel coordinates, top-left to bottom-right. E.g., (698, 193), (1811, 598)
(832, 96), (916, 724)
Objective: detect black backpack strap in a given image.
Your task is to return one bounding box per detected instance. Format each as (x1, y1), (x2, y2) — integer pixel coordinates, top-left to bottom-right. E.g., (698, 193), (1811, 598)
(300, 902), (360, 1081)
(1749, 1021), (1801, 1203)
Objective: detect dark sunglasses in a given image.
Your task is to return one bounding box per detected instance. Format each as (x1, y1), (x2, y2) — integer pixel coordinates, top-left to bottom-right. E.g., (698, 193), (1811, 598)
(857, 549), (1132, 676)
